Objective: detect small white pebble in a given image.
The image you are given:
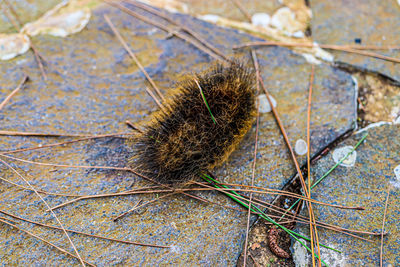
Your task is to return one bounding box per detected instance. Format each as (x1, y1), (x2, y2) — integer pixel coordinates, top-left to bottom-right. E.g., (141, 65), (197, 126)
(258, 94), (277, 113)
(394, 116), (400, 124)
(199, 14), (220, 23)
(295, 139), (308, 155)
(394, 165), (400, 180)
(251, 13), (271, 27)
(292, 30), (305, 38)
(332, 146), (357, 167)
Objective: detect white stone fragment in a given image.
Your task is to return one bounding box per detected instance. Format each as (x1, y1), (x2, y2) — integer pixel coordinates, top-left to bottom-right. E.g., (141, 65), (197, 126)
(258, 94), (277, 113)
(355, 121), (392, 134)
(332, 146), (357, 167)
(0, 33), (30, 60)
(395, 165), (400, 181)
(395, 116), (400, 124)
(293, 239), (310, 266)
(301, 53), (322, 65)
(292, 30), (305, 38)
(251, 13), (271, 27)
(199, 14), (220, 23)
(295, 139), (308, 155)
(22, 1), (91, 37)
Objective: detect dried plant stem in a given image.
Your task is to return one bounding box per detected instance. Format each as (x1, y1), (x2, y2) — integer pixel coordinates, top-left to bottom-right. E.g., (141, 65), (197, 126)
(230, 0), (252, 22)
(0, 159), (86, 267)
(243, 50), (260, 267)
(0, 130), (93, 137)
(0, 75), (29, 111)
(234, 42), (400, 64)
(253, 52), (320, 263)
(105, 0), (227, 62)
(113, 193), (176, 221)
(0, 209), (170, 248)
(0, 152), (358, 209)
(0, 218), (95, 266)
(243, 99), (259, 266)
(1, 132), (132, 155)
(104, 14), (165, 106)
(123, 0), (229, 62)
(0, 153), (359, 210)
(125, 120), (144, 133)
(1, 0), (22, 27)
(380, 188), (390, 267)
(306, 65), (321, 267)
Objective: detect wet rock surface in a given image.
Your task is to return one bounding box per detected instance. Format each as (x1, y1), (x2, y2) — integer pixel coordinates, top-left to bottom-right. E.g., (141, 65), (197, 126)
(294, 124), (400, 266)
(0, 3), (356, 265)
(310, 0), (400, 82)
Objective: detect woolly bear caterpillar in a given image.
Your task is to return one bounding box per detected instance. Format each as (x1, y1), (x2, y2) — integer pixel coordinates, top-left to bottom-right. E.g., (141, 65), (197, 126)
(131, 61), (256, 185)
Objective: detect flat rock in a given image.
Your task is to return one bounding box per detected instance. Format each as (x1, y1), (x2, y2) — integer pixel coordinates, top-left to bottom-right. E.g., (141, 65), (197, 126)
(0, 3), (356, 265)
(310, 0), (400, 82)
(293, 123), (400, 266)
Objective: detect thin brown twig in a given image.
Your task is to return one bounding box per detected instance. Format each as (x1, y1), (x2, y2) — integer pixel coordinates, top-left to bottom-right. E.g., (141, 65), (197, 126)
(253, 52), (321, 263)
(3, 151), (341, 208)
(234, 42), (400, 64)
(0, 159), (86, 267)
(243, 50), (260, 267)
(0, 175), (82, 197)
(0, 209), (170, 248)
(306, 65), (319, 267)
(104, 0), (227, 62)
(0, 153), (358, 210)
(234, 41), (400, 51)
(0, 130), (94, 137)
(113, 199), (143, 221)
(249, 253), (260, 267)
(123, 0), (229, 62)
(1, 153), (370, 239)
(125, 120), (144, 133)
(0, 75), (29, 111)
(230, 0), (252, 22)
(113, 193), (176, 221)
(0, 218), (96, 266)
(0, 152), (360, 210)
(380, 188), (390, 267)
(1, 0), (22, 28)
(29, 43), (48, 80)
(104, 14), (165, 106)
(0, 132), (132, 155)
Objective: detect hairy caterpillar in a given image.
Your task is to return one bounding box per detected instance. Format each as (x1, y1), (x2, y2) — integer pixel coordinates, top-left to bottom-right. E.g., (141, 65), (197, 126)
(131, 61), (256, 185)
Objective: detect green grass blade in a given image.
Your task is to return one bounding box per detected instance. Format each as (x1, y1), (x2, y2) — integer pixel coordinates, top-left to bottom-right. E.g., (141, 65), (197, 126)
(195, 79), (217, 124)
(201, 174), (338, 265)
(282, 133), (368, 218)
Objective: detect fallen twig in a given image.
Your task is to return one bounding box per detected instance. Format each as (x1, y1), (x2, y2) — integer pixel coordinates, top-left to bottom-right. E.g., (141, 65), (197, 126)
(104, 14), (165, 106)
(0, 75), (29, 111)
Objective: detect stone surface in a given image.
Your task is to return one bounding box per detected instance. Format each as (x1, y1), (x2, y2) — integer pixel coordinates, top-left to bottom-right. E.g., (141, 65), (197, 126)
(294, 124), (400, 266)
(310, 0), (400, 82)
(0, 3), (356, 265)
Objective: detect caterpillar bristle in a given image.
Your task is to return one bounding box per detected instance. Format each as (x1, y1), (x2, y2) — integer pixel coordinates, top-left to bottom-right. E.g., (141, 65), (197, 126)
(130, 61), (256, 185)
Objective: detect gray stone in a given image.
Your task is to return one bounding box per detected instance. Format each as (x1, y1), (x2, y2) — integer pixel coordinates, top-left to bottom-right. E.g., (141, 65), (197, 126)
(0, 3), (356, 265)
(294, 124), (400, 266)
(310, 0), (400, 82)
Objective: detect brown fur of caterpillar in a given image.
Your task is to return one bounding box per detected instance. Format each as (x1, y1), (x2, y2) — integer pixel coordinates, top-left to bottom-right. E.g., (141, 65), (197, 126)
(268, 226), (291, 259)
(130, 61), (256, 185)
